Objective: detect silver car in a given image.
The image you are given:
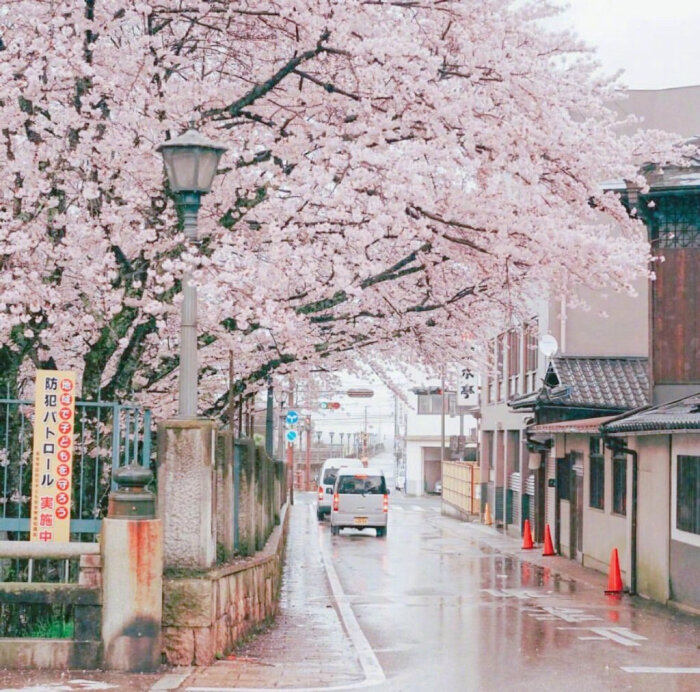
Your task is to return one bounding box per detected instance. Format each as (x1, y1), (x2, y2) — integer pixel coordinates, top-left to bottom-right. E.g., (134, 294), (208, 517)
(330, 467), (389, 537)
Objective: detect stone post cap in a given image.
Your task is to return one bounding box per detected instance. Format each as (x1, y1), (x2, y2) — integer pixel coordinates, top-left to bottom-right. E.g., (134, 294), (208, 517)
(109, 464), (156, 519)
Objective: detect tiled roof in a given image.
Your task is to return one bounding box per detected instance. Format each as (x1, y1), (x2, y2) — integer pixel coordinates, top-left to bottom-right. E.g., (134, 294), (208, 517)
(547, 356), (649, 411)
(603, 393), (700, 434)
(510, 357), (650, 412)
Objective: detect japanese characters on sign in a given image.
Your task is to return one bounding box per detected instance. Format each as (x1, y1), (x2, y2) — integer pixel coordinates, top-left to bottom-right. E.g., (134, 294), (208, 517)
(30, 370), (77, 542)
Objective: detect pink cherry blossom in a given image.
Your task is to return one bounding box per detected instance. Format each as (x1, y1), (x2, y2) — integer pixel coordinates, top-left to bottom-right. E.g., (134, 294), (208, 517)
(0, 1), (683, 418)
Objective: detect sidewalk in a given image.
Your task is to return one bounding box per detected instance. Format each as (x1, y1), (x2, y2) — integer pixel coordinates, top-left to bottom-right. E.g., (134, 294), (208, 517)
(444, 511), (617, 594)
(179, 500), (365, 690)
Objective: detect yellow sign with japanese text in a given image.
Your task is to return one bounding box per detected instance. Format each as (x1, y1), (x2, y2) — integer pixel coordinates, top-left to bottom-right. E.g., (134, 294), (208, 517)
(30, 370), (77, 542)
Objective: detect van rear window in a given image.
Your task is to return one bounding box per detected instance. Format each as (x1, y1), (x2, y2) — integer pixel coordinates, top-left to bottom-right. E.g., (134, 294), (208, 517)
(337, 475), (386, 494)
(323, 468), (338, 485)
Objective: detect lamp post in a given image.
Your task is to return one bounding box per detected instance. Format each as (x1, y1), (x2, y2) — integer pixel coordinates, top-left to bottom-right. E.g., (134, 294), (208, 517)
(157, 125), (227, 418)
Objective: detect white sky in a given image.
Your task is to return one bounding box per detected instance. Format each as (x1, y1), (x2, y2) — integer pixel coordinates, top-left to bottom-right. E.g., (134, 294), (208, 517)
(554, 0), (700, 89)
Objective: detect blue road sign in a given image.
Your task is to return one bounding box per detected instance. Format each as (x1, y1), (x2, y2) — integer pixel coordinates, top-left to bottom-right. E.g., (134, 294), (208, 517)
(286, 430), (298, 443)
(286, 410), (299, 425)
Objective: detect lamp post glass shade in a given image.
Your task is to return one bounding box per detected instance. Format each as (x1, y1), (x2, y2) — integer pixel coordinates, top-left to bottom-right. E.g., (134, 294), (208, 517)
(157, 127), (227, 193)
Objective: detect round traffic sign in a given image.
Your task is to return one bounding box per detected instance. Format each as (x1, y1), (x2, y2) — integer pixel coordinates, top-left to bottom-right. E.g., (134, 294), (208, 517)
(286, 410), (299, 425)
(286, 430), (298, 442)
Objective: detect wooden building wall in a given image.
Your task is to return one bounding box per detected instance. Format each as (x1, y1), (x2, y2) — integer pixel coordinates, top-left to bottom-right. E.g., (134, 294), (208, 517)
(651, 249), (700, 384)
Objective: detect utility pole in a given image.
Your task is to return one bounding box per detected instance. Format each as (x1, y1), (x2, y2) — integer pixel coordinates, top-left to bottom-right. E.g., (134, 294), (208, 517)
(394, 394), (400, 476)
(440, 367), (446, 465)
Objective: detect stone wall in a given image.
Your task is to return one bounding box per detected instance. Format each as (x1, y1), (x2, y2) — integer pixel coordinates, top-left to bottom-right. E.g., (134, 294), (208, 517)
(162, 503), (288, 666)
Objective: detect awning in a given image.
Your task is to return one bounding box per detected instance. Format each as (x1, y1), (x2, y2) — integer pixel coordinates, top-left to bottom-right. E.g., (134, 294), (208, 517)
(529, 415), (617, 435)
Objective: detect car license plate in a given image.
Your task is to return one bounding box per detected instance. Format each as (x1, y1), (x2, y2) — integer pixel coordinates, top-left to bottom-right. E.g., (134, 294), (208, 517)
(354, 517), (368, 525)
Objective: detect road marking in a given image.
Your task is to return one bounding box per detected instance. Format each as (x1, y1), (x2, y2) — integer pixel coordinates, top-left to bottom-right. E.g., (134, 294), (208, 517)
(621, 667), (700, 674)
(482, 588), (548, 599)
(524, 606), (602, 623)
(558, 626), (647, 647)
(411, 505), (425, 512)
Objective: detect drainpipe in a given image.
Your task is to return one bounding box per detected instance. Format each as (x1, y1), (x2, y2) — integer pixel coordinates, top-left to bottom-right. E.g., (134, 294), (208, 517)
(605, 438), (638, 595)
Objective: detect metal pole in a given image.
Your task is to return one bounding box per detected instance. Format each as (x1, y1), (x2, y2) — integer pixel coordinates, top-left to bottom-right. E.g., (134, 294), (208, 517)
(178, 192), (201, 418)
(228, 352), (235, 433)
(265, 384), (274, 457)
(287, 384), (294, 505)
(306, 424), (311, 490)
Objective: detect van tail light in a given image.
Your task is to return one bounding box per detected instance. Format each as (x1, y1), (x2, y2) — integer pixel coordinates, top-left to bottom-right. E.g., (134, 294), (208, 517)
(318, 486), (324, 502)
(333, 493), (339, 512)
(383, 494), (389, 513)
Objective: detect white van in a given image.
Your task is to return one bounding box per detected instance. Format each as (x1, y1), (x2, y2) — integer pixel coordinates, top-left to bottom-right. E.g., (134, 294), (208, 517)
(330, 467), (389, 537)
(316, 458), (363, 520)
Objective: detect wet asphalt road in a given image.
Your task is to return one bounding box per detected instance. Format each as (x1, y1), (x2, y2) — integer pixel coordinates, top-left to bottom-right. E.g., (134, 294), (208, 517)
(315, 455), (700, 691)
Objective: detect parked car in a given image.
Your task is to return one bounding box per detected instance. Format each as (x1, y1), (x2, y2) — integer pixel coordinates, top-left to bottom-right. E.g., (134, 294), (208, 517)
(330, 467), (389, 537)
(434, 480), (442, 494)
(316, 458), (364, 520)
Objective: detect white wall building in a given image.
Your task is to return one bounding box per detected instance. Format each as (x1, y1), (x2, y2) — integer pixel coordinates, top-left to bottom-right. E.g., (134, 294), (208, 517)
(403, 386), (475, 496)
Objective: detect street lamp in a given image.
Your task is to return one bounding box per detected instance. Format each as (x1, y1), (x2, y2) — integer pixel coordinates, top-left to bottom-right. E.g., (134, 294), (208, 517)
(157, 125), (227, 417)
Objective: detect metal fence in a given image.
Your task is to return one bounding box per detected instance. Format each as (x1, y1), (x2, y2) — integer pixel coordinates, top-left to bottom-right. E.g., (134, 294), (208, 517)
(0, 398), (152, 541)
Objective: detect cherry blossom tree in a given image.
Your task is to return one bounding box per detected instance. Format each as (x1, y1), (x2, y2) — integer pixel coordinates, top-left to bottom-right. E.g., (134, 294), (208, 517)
(0, 0), (679, 417)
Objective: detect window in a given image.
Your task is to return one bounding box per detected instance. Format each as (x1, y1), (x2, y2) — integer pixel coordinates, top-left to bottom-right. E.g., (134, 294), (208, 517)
(557, 457), (571, 501)
(417, 392), (456, 415)
(483, 431), (494, 470)
(637, 191), (700, 249)
(524, 319), (539, 392)
(337, 474), (386, 495)
(589, 438), (604, 510)
(612, 450), (627, 515)
(487, 341), (496, 404)
(496, 333), (506, 401)
(507, 329), (521, 396)
(677, 455), (700, 535)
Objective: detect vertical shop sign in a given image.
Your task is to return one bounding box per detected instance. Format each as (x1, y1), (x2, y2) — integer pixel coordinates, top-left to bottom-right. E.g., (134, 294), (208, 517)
(30, 371), (77, 542)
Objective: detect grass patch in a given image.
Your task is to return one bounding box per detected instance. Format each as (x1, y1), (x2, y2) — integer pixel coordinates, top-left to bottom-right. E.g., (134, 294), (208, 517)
(26, 617), (74, 639)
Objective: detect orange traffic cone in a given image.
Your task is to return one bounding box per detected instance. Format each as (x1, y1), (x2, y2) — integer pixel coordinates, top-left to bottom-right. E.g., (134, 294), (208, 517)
(605, 548), (624, 594)
(542, 524), (556, 556)
(522, 519), (535, 549)
(484, 503), (493, 526)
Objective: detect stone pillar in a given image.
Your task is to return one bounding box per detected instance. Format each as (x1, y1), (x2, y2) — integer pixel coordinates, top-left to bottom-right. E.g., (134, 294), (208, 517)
(102, 465), (163, 672)
(158, 418), (217, 568)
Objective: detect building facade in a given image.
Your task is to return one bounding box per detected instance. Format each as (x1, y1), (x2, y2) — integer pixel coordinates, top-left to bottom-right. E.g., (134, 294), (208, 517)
(403, 386), (474, 497)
